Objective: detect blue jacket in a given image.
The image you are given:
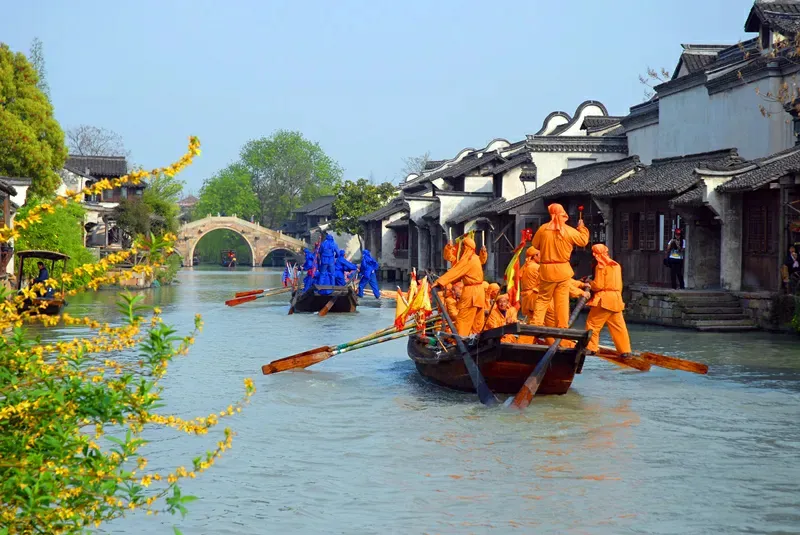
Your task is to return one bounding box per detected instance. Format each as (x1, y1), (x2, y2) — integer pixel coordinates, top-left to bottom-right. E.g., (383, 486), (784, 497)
(320, 235), (337, 263)
(360, 250), (379, 278)
(335, 250), (357, 273)
(35, 267), (49, 284)
(302, 249), (315, 271)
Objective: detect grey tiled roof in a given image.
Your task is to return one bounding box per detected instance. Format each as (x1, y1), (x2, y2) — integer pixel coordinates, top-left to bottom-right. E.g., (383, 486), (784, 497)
(307, 202), (334, 217)
(0, 178), (17, 196)
(581, 116), (624, 134)
(386, 215), (409, 229)
(669, 187), (704, 207)
(715, 145), (800, 192)
(359, 197), (408, 222)
(597, 149), (742, 198)
(746, 1), (800, 34)
(494, 156), (640, 213)
(402, 152), (504, 190)
(292, 195), (336, 214)
(447, 197), (507, 225)
(424, 160), (445, 170)
(65, 155), (127, 177)
(483, 153), (530, 176)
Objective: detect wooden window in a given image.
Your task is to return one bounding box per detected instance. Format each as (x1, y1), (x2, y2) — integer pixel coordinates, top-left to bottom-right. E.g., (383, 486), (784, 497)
(645, 212), (657, 250)
(746, 205), (769, 253)
(636, 212), (646, 250)
(621, 213), (630, 250)
(493, 174), (503, 198)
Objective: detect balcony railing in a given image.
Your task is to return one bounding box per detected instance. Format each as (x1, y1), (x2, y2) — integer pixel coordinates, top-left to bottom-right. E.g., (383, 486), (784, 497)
(393, 249), (408, 259)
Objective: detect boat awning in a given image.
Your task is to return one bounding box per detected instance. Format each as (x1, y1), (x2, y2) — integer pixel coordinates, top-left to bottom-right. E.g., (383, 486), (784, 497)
(16, 250), (70, 261)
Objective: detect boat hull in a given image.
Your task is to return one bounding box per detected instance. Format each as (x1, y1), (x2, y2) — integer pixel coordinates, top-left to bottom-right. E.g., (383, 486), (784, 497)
(407, 325), (588, 395)
(20, 297), (66, 316)
(291, 285), (358, 313)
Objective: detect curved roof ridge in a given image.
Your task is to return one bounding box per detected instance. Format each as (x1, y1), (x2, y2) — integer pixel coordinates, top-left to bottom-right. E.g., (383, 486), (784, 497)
(547, 100), (610, 136)
(533, 111), (571, 136)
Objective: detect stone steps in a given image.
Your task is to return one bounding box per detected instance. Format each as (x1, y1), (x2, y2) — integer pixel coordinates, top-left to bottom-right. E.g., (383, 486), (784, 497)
(679, 297), (741, 307)
(690, 319), (760, 332)
(682, 306), (744, 315)
(683, 313), (750, 321)
(676, 293), (757, 331)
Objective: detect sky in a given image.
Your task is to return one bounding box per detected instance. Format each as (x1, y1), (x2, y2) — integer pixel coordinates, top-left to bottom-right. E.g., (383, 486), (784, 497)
(2, 0), (757, 195)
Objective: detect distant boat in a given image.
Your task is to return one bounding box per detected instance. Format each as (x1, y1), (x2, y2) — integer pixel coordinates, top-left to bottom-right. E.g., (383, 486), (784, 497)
(221, 250), (237, 268)
(15, 250), (69, 316)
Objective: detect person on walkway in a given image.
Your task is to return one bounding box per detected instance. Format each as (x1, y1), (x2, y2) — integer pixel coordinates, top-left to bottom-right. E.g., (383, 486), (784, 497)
(585, 244), (632, 356)
(666, 229), (685, 290)
(484, 293), (518, 343)
(334, 249), (358, 286)
(530, 203), (590, 329)
(782, 246), (800, 293)
(432, 236), (486, 337)
(357, 249), (381, 298)
(520, 246), (540, 319)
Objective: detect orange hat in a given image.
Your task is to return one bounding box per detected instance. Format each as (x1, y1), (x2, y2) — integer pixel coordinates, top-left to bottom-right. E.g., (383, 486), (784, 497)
(546, 203), (568, 235)
(525, 246), (539, 258)
(591, 244), (618, 267)
(496, 293), (510, 302)
(487, 283), (501, 299)
(462, 236), (476, 250)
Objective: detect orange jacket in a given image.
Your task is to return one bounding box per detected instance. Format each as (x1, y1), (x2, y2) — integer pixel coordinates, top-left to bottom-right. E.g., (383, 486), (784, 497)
(436, 251), (486, 309)
(485, 305), (518, 331)
(531, 224), (590, 283)
(588, 263), (625, 312)
(520, 259), (540, 296)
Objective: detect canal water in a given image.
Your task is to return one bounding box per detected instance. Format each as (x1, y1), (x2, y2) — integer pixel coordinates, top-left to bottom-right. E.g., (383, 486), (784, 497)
(50, 268), (800, 534)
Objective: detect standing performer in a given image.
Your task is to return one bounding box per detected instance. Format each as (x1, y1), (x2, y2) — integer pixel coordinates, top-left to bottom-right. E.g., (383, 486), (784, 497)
(585, 244), (632, 356)
(519, 246), (540, 319)
(318, 234), (338, 285)
(334, 249), (358, 286)
(530, 203), (589, 329)
(431, 236), (485, 336)
(301, 248), (316, 292)
(357, 249), (381, 298)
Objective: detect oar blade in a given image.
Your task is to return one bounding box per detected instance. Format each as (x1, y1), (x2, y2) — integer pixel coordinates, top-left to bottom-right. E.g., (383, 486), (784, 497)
(318, 297), (337, 317)
(261, 350), (334, 375)
(225, 295), (259, 307)
(640, 352), (708, 375)
(235, 289), (265, 298)
(594, 350), (651, 372)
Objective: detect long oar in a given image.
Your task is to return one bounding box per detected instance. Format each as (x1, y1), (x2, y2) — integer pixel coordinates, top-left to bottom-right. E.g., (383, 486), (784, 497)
(593, 348), (651, 372)
(431, 287), (498, 406)
(234, 286), (286, 298)
(226, 287), (291, 307)
(262, 330), (413, 375)
(509, 296), (587, 410)
(262, 316), (439, 374)
(599, 345), (708, 375)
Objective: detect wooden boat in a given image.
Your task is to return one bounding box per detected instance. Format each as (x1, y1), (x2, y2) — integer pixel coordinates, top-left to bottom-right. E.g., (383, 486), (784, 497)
(220, 250), (236, 267)
(15, 250), (69, 316)
(407, 323), (590, 395)
(290, 284), (358, 313)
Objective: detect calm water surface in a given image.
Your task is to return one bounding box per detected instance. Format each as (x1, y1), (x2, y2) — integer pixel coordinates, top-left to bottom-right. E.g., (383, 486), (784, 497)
(47, 268), (800, 534)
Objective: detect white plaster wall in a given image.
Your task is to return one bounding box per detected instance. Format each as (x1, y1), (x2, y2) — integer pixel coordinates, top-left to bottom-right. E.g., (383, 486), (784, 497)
(540, 115), (569, 136)
(380, 211), (409, 270)
(532, 151), (626, 186)
(658, 80), (794, 160)
(556, 104), (605, 136)
(500, 167), (529, 201)
(485, 139), (510, 152)
(438, 195), (492, 231)
(626, 123), (659, 164)
(11, 185), (29, 208)
(407, 199), (437, 224)
(464, 174), (492, 193)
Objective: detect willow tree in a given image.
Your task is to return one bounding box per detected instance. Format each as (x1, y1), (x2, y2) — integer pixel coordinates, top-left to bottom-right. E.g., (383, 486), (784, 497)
(0, 43), (67, 196)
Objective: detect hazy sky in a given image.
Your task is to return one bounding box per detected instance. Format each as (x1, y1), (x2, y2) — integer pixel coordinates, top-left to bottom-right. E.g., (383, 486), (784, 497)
(3, 0), (755, 194)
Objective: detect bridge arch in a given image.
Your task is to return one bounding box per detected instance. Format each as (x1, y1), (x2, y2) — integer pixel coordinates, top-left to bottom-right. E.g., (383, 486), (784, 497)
(175, 216), (307, 267)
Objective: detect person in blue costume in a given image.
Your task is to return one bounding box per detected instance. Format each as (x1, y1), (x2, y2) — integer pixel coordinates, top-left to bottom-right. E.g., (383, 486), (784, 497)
(301, 248), (316, 292)
(357, 249), (381, 298)
(315, 234), (337, 294)
(334, 249), (358, 286)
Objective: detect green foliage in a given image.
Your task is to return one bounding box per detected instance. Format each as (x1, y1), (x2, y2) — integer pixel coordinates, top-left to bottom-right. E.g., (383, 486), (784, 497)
(331, 178), (397, 245)
(142, 172), (183, 233)
(114, 198), (153, 242)
(28, 37), (49, 100)
(194, 163), (260, 221)
(192, 230), (252, 265)
(155, 254), (182, 285)
(14, 198), (94, 277)
(240, 130), (342, 228)
(0, 43), (67, 197)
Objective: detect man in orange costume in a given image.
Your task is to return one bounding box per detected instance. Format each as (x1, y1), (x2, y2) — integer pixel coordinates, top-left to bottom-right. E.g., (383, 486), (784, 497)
(441, 282), (462, 334)
(432, 236), (485, 336)
(520, 246), (540, 319)
(585, 244), (632, 356)
(484, 293), (518, 343)
(531, 203), (589, 330)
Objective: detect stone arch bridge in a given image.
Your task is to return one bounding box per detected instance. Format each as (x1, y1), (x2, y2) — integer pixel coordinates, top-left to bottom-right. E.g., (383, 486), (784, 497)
(176, 216), (307, 267)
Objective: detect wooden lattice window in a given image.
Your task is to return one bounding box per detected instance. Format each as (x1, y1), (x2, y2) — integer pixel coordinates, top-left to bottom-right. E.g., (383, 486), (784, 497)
(636, 212), (646, 250)
(621, 213), (630, 250)
(746, 205), (768, 253)
(645, 212), (657, 250)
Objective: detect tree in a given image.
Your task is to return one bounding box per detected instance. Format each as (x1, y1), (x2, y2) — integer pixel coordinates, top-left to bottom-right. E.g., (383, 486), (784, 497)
(194, 163), (260, 221)
(638, 66), (671, 101)
(14, 198), (95, 277)
(113, 197), (153, 242)
(400, 151), (431, 178)
(331, 178), (397, 248)
(240, 130), (342, 228)
(0, 43), (67, 197)
(28, 37), (49, 100)
(66, 124), (130, 158)
(142, 172), (183, 232)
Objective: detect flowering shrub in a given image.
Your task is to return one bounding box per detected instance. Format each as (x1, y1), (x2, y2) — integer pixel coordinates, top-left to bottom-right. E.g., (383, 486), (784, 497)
(0, 138), (255, 534)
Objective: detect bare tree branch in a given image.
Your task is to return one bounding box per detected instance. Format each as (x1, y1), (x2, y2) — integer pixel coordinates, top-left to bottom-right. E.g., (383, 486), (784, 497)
(400, 151), (431, 178)
(66, 125), (130, 158)
(638, 66), (671, 101)
(28, 37), (49, 100)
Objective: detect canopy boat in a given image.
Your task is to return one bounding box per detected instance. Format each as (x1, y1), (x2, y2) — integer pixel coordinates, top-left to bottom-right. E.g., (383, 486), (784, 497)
(290, 284), (358, 313)
(407, 323), (590, 395)
(15, 250), (69, 316)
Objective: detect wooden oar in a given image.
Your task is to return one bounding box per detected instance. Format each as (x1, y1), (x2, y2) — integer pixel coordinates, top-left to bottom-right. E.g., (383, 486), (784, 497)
(598, 345), (708, 375)
(234, 286), (286, 298)
(508, 296), (587, 410)
(262, 330), (413, 375)
(261, 316), (440, 375)
(431, 287), (498, 406)
(225, 287), (291, 307)
(593, 348), (651, 372)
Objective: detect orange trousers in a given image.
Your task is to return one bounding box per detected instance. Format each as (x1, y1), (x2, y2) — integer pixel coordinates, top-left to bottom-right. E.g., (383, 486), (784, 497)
(455, 306), (480, 337)
(585, 307), (632, 353)
(532, 279), (570, 328)
(472, 307), (486, 333)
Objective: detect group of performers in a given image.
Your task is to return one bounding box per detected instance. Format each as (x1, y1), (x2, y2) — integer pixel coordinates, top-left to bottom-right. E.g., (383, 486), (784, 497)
(427, 202), (632, 357)
(295, 233), (382, 298)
